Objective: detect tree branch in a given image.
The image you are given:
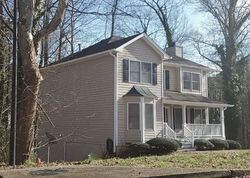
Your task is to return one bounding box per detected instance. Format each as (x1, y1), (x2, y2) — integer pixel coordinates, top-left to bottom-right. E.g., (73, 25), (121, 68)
(34, 0), (68, 47)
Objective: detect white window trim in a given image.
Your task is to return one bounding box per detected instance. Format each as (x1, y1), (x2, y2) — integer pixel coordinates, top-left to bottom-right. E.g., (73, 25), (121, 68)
(127, 101), (156, 131)
(127, 102), (140, 130)
(128, 59), (153, 85)
(182, 70), (202, 94)
(129, 60), (141, 83)
(144, 101), (155, 131)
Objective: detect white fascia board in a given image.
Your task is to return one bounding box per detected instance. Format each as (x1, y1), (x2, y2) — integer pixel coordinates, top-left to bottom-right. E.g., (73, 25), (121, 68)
(40, 49), (113, 71)
(115, 33), (170, 60)
(163, 99), (234, 108)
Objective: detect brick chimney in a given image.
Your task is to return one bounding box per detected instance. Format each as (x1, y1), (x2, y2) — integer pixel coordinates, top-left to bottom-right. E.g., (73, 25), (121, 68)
(166, 46), (183, 58)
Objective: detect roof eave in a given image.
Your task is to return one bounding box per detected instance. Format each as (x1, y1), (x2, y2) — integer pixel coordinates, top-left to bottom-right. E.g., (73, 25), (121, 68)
(163, 61), (215, 72)
(40, 49), (114, 71)
(163, 99), (234, 108)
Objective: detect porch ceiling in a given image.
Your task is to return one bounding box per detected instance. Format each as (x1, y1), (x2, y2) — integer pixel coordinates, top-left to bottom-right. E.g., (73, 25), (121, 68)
(164, 91), (233, 108)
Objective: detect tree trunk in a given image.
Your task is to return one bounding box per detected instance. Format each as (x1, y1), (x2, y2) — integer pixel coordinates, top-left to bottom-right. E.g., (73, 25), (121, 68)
(14, 0), (68, 164)
(16, 27), (41, 164)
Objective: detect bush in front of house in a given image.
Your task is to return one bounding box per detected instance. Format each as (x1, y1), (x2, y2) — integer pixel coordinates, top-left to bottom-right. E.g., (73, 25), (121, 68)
(194, 139), (214, 151)
(119, 143), (151, 158)
(174, 139), (182, 148)
(146, 137), (179, 155)
(209, 138), (229, 150)
(226, 140), (242, 150)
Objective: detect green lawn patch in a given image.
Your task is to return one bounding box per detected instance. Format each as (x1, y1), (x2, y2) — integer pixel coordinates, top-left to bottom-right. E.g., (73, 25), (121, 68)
(90, 150), (250, 169)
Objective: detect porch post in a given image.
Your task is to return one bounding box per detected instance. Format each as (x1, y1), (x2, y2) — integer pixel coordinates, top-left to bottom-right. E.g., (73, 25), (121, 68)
(220, 107), (226, 139)
(182, 105), (186, 127)
(140, 97), (145, 143)
(205, 107), (209, 124)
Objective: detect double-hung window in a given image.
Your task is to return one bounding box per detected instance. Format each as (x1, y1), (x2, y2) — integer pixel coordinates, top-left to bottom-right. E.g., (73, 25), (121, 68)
(130, 61), (140, 83)
(183, 72), (201, 91)
(128, 103), (140, 129)
(128, 60), (154, 84)
(128, 103), (154, 130)
(145, 104), (154, 129)
(142, 63), (152, 83)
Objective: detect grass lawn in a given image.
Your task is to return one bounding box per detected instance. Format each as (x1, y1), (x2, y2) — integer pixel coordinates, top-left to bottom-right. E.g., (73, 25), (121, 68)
(89, 150), (250, 169)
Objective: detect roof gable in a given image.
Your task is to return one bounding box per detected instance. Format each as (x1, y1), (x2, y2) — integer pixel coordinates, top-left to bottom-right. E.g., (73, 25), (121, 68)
(60, 33), (168, 63)
(116, 33), (169, 59)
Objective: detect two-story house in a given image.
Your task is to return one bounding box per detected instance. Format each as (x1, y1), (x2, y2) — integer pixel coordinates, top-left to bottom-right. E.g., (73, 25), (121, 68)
(38, 33), (232, 162)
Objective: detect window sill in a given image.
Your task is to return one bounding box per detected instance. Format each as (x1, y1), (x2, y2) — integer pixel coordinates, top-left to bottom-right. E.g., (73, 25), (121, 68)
(182, 90), (201, 95)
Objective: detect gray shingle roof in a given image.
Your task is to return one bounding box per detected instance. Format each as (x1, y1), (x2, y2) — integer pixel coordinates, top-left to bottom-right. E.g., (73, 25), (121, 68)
(124, 86), (157, 98)
(164, 91), (225, 104)
(47, 34), (141, 66)
(164, 55), (210, 69)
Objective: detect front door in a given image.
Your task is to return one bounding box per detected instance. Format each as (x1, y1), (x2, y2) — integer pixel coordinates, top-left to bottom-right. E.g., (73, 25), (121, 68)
(173, 107), (182, 131)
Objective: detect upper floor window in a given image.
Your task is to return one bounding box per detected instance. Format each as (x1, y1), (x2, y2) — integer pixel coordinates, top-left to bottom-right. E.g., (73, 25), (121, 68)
(123, 59), (157, 85)
(142, 62), (152, 83)
(130, 61), (140, 82)
(183, 72), (200, 91)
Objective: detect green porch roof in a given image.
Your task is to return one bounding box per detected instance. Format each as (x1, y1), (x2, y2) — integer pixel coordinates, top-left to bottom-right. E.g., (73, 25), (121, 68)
(123, 86), (157, 98)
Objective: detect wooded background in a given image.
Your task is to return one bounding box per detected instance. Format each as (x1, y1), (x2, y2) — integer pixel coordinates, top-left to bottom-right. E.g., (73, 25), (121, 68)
(0, 0), (249, 164)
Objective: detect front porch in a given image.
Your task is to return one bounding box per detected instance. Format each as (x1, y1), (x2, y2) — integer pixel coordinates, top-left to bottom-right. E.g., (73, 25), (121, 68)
(162, 102), (229, 147)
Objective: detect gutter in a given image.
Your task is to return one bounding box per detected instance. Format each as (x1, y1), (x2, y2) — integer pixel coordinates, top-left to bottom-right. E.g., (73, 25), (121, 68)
(109, 51), (118, 153)
(163, 99), (234, 108)
(163, 61), (217, 72)
(40, 50), (113, 71)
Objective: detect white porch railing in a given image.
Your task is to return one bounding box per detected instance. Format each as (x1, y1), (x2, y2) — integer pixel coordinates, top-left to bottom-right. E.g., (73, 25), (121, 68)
(183, 124), (194, 147)
(163, 122), (176, 139)
(186, 124), (222, 137)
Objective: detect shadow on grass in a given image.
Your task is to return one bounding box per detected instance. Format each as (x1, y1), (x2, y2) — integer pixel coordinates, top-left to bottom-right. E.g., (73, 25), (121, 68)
(30, 168), (68, 176)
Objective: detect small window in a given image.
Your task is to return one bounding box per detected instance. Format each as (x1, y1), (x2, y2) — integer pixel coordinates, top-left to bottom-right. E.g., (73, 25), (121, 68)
(165, 70), (170, 89)
(142, 62), (152, 83)
(130, 61), (140, 82)
(128, 103), (140, 129)
(145, 104), (154, 129)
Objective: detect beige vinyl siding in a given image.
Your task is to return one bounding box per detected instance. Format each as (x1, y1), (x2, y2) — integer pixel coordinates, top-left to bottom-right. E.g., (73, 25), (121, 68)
(38, 55), (114, 161)
(163, 66), (180, 92)
(117, 39), (163, 145)
(163, 65), (209, 97)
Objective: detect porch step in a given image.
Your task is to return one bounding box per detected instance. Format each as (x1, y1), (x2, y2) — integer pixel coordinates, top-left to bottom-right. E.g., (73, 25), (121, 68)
(176, 137), (193, 149)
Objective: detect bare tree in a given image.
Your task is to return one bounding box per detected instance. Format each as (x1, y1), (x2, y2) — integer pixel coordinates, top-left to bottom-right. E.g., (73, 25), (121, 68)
(194, 0), (250, 144)
(141, 0), (188, 48)
(12, 0), (68, 164)
(110, 0), (119, 37)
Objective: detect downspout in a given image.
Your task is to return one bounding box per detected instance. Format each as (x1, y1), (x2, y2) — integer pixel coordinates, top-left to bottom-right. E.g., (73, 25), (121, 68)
(110, 51), (118, 153)
(161, 60), (164, 137)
